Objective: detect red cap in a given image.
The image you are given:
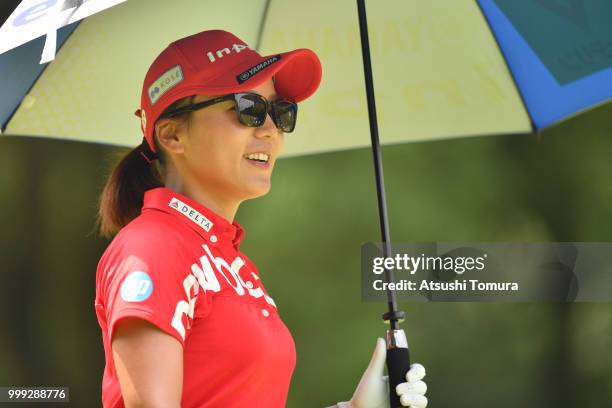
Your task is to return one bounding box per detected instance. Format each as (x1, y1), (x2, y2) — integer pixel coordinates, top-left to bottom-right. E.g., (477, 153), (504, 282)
(135, 29), (322, 153)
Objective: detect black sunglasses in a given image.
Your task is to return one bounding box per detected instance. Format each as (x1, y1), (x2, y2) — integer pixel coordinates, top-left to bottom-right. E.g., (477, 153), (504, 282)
(159, 92), (298, 133)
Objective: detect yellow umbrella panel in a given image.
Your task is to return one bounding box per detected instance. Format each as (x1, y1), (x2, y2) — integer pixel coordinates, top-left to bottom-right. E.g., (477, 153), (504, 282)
(5, 0), (531, 157)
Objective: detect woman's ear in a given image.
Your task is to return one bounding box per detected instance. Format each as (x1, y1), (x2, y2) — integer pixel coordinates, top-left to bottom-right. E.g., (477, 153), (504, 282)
(155, 119), (185, 155)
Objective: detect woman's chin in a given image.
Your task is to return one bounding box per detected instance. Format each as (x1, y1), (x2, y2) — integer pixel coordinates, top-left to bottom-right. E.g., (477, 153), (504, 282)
(242, 179), (272, 199)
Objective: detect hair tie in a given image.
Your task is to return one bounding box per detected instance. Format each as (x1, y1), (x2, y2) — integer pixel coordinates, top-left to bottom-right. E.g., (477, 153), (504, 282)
(138, 138), (158, 164)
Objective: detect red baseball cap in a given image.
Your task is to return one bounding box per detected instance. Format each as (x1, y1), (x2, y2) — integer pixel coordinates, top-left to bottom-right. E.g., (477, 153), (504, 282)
(135, 29), (322, 154)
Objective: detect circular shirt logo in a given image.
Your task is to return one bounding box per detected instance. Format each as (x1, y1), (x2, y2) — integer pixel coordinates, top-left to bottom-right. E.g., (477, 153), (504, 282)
(239, 72), (250, 81)
(120, 271), (153, 302)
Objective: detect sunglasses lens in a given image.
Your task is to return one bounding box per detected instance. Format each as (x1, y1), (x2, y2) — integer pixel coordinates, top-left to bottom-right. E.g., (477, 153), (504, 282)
(236, 94), (267, 127)
(272, 101), (297, 133)
(234, 93), (297, 132)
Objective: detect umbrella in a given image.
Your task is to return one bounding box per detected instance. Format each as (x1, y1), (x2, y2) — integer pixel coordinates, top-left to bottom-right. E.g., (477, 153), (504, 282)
(0, 0), (126, 62)
(4, 0), (612, 152)
(2, 0), (612, 406)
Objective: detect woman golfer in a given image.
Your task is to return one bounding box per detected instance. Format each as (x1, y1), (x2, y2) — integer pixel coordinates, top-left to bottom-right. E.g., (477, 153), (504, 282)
(95, 29), (427, 408)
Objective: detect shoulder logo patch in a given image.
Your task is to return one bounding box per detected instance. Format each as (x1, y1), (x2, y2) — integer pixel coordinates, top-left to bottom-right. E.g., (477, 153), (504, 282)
(120, 271), (153, 302)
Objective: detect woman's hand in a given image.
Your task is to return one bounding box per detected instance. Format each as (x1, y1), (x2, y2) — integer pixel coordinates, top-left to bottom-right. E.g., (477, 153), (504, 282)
(335, 337), (428, 408)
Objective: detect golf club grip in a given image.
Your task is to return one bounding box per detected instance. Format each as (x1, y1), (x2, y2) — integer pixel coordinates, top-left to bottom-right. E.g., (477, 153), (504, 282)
(387, 346), (410, 408)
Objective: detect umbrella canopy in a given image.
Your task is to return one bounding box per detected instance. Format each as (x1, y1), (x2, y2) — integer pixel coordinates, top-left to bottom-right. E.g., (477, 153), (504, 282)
(0, 21), (77, 128)
(0, 0), (127, 61)
(478, 0), (612, 129)
(3, 0), (610, 157)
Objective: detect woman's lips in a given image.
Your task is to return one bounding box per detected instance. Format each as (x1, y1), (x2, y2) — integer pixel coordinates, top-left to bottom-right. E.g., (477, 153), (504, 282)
(243, 151), (271, 169)
(244, 157), (271, 169)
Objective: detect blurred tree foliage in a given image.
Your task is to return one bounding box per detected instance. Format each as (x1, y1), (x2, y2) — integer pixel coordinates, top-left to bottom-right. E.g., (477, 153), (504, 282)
(0, 103), (611, 407)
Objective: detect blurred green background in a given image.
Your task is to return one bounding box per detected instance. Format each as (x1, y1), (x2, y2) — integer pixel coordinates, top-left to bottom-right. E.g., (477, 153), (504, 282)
(1, 102), (612, 407)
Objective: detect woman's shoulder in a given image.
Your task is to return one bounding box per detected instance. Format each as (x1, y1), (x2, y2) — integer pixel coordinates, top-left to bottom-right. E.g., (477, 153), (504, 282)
(95, 212), (189, 306)
(102, 211), (183, 260)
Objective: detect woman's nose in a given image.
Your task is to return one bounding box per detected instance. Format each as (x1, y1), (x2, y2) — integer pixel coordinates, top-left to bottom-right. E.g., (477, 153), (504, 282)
(254, 111), (281, 139)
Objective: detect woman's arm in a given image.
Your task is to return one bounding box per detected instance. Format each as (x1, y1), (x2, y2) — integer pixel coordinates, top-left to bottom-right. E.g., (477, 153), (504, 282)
(112, 318), (183, 408)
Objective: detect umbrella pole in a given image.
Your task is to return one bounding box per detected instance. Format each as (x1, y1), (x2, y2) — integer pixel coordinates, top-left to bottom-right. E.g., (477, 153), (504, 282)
(356, 1), (411, 407)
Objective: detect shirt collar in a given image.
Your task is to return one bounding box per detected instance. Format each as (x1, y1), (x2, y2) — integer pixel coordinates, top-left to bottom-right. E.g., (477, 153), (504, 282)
(142, 187), (245, 248)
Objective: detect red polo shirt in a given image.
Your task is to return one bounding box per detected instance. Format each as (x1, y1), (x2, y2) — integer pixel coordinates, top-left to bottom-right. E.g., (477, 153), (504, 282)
(94, 187), (296, 408)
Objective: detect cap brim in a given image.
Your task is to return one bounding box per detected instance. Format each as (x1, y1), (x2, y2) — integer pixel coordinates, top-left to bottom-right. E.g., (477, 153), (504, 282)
(265, 49), (322, 102)
(169, 48), (322, 103)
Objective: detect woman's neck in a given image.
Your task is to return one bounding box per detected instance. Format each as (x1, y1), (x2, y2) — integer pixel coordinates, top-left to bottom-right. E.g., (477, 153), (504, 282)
(163, 175), (240, 223)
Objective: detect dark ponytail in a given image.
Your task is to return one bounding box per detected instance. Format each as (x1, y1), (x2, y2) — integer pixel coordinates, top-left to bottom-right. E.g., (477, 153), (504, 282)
(97, 96), (195, 238)
(97, 146), (163, 238)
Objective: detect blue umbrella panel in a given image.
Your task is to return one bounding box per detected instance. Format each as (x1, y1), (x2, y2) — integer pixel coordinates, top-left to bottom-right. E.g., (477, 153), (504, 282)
(478, 0), (612, 130)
